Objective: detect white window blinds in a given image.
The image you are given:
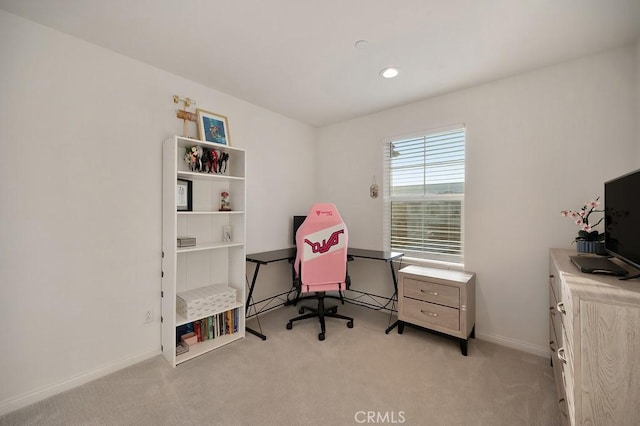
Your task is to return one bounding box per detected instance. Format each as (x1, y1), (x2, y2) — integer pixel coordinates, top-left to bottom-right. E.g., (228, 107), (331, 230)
(383, 127), (465, 264)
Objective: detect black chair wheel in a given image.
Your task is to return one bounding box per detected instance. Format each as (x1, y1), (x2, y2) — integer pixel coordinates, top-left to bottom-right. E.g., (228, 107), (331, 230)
(286, 322), (292, 330)
(347, 320), (354, 328)
(318, 333), (325, 341)
(298, 307), (305, 314)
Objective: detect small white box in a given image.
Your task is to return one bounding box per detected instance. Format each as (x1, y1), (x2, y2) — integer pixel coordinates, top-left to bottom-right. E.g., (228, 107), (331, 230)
(176, 284), (237, 320)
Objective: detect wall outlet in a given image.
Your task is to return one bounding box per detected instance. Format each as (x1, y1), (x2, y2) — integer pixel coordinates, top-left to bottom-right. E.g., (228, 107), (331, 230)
(144, 308), (153, 324)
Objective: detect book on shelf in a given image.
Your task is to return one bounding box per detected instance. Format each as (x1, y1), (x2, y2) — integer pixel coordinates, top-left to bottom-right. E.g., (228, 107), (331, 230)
(225, 310), (233, 335)
(194, 321), (202, 342)
(233, 308), (239, 333)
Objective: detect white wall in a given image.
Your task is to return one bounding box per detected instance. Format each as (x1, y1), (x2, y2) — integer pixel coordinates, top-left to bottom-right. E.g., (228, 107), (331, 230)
(317, 45), (638, 355)
(0, 10), (315, 413)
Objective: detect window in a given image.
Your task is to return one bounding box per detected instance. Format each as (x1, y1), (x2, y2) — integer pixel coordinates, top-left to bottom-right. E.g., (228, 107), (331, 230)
(383, 127), (465, 264)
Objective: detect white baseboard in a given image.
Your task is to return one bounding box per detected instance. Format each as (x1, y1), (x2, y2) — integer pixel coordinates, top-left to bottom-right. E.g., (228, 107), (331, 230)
(476, 331), (550, 358)
(0, 347), (161, 417)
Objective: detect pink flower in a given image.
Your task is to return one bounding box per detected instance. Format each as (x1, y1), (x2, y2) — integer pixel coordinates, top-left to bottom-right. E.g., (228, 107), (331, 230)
(561, 196), (604, 242)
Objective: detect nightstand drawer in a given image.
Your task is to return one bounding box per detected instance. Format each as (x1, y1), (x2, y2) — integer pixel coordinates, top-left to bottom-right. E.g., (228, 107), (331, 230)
(403, 278), (460, 308)
(401, 298), (459, 331)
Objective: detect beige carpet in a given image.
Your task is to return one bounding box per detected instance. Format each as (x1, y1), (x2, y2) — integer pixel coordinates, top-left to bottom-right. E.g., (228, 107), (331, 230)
(1, 304), (560, 426)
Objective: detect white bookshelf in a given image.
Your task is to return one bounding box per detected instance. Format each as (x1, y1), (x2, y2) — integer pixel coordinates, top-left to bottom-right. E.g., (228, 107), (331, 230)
(162, 136), (246, 367)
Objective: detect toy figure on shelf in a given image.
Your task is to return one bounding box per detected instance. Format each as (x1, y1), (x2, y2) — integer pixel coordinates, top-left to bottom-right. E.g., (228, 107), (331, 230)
(184, 148), (196, 171)
(211, 149), (221, 173)
(220, 191), (231, 211)
(202, 149), (214, 173)
(184, 146), (203, 172)
(219, 152), (229, 174)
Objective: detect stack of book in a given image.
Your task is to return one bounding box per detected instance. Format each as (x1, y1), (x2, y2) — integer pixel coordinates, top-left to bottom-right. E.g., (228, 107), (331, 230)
(176, 307), (240, 346)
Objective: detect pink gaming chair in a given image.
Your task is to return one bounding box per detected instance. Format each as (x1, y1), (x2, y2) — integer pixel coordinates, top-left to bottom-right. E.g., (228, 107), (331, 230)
(286, 203), (354, 340)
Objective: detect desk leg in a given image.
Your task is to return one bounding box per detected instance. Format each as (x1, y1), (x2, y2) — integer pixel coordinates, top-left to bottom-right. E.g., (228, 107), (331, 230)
(384, 260), (400, 334)
(283, 259), (301, 306)
(246, 263), (267, 340)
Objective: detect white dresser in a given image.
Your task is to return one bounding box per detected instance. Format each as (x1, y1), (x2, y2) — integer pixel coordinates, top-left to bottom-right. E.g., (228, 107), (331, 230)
(549, 248), (640, 425)
(397, 265), (476, 355)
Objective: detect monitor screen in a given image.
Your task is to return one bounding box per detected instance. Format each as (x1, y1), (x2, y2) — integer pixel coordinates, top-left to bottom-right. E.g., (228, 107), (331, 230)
(293, 215), (306, 245)
(605, 169), (640, 270)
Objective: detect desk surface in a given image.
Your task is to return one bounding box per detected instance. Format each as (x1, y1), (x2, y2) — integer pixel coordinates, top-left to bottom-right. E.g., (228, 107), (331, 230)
(246, 248), (403, 264)
(245, 248), (295, 264)
(347, 248), (404, 262)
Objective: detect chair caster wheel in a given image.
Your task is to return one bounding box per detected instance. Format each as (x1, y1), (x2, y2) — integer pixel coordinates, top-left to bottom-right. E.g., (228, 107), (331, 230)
(318, 333), (325, 341)
(298, 307), (305, 314)
(286, 322), (292, 330)
(347, 320), (354, 328)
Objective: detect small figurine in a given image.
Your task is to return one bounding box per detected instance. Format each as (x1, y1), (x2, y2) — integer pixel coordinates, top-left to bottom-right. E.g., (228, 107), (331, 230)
(202, 148), (214, 173)
(184, 146), (203, 172)
(220, 191), (231, 211)
(212, 149), (221, 173)
(219, 152), (229, 174)
(184, 148), (196, 171)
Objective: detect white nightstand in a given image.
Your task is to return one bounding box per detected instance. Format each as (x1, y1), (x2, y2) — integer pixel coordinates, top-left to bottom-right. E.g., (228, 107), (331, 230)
(397, 265), (476, 355)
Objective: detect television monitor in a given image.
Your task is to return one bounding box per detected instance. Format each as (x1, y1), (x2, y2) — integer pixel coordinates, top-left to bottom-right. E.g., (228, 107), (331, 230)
(605, 168), (640, 279)
(293, 215), (306, 245)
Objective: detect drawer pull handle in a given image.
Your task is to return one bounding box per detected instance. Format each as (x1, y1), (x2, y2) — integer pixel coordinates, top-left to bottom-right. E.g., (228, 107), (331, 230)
(421, 290), (438, 296)
(556, 302), (566, 315)
(421, 310), (438, 317)
(557, 347), (568, 364)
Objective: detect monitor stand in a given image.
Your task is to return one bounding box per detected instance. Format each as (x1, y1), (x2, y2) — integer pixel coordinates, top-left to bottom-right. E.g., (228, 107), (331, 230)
(569, 255), (628, 277)
(620, 272), (640, 281)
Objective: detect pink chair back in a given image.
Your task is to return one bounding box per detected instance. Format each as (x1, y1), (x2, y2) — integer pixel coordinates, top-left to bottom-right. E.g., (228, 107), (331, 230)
(294, 203), (348, 293)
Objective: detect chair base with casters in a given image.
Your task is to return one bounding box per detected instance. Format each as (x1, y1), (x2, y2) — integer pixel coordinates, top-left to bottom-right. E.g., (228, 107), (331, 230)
(286, 290), (354, 341)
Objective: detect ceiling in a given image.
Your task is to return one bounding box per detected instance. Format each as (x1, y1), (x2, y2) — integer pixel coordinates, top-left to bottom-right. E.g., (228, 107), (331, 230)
(1, 0), (639, 127)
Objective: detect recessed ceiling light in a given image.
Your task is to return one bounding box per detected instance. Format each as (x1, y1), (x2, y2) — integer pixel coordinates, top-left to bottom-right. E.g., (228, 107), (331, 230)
(354, 40), (369, 49)
(380, 67), (400, 79)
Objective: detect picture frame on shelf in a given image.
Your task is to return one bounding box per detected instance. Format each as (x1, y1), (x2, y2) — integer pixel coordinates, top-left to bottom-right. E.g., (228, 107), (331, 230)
(177, 179), (192, 211)
(196, 109), (230, 146)
(223, 225), (232, 243)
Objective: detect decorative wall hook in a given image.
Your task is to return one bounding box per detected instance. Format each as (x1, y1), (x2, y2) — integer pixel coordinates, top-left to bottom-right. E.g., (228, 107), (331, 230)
(370, 174), (379, 198)
(173, 95), (197, 137)
(173, 95), (196, 109)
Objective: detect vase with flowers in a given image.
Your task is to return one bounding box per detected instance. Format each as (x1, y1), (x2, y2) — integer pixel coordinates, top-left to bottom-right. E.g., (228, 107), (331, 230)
(561, 196), (606, 254)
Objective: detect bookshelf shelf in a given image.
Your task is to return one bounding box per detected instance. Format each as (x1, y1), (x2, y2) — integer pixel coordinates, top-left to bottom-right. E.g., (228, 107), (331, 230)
(176, 333), (241, 365)
(177, 242), (244, 254)
(178, 211), (244, 216)
(175, 300), (244, 327)
(162, 136), (246, 367)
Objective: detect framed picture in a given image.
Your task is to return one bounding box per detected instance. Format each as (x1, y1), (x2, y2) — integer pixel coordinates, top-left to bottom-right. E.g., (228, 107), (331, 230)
(196, 108), (230, 146)
(176, 179), (192, 211)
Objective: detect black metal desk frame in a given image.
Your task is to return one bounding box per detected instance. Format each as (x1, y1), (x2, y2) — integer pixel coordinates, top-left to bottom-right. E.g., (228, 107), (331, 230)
(245, 248), (404, 340)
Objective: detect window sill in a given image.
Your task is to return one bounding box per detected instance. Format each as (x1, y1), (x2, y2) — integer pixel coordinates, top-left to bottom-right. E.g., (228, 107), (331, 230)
(395, 256), (464, 272)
